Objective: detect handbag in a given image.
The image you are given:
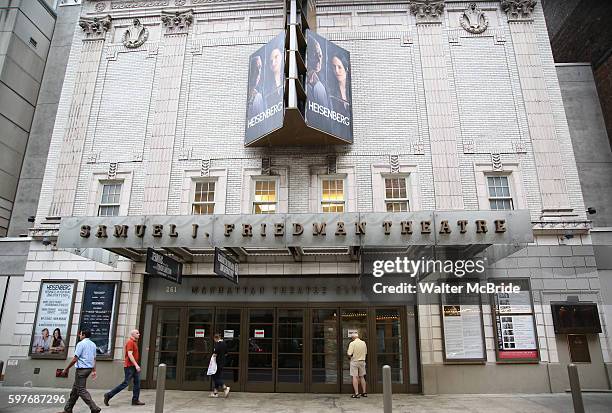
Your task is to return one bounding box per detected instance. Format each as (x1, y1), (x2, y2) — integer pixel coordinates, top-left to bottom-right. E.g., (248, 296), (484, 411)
(207, 354), (217, 375)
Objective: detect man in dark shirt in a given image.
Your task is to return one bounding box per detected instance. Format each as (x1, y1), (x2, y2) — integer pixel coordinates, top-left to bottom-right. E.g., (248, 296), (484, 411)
(210, 334), (230, 398)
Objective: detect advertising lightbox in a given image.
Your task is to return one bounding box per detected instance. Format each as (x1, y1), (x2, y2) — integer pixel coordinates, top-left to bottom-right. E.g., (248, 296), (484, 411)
(245, 32), (286, 145)
(305, 30), (353, 143)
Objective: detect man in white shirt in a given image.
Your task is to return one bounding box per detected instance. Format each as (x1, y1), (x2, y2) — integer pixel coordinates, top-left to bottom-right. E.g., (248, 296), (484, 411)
(347, 331), (367, 398)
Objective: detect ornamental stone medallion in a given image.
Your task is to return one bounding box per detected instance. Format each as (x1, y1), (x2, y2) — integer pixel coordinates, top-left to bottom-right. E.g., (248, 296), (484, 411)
(460, 3), (489, 34)
(122, 18), (149, 48)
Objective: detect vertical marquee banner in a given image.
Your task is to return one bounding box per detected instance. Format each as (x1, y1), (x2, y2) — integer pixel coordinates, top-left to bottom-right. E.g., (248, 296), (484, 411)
(79, 281), (121, 360)
(305, 30), (353, 143)
(245, 32), (286, 145)
(30, 280), (77, 359)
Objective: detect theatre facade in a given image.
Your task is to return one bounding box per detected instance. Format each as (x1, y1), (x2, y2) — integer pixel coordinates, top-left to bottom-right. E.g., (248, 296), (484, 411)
(4, 0), (611, 395)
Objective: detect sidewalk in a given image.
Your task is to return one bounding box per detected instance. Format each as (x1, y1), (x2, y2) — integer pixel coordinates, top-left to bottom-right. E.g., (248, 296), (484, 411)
(1, 387), (611, 412)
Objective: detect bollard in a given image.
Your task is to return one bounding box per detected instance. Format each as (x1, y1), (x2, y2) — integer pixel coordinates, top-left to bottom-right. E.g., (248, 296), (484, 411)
(567, 363), (585, 413)
(155, 363), (167, 413)
(382, 365), (392, 413)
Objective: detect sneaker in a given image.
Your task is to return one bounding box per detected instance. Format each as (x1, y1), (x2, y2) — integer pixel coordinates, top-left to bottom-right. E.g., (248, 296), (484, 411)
(131, 400), (145, 406)
(351, 394), (360, 398)
(209, 392), (219, 398)
(223, 386), (231, 398)
(103, 393), (110, 406)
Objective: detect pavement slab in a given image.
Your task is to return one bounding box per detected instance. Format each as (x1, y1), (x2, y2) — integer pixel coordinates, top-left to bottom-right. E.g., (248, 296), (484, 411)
(0, 387), (611, 413)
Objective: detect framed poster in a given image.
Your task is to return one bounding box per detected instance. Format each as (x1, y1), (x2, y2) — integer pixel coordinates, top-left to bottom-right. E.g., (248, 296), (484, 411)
(29, 280), (77, 359)
(491, 278), (539, 363)
(440, 280), (486, 363)
(78, 281), (121, 360)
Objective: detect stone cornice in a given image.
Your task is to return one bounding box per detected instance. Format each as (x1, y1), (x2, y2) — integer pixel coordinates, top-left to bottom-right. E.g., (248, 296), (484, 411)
(79, 15), (112, 39)
(501, 0), (537, 22)
(409, 0), (445, 24)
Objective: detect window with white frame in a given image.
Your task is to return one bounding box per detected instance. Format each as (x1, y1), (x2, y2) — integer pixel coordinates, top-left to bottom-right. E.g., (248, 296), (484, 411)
(487, 176), (514, 210)
(192, 181), (215, 215)
(98, 183), (122, 216)
(384, 176), (409, 212)
(321, 178), (345, 212)
(253, 179), (277, 214)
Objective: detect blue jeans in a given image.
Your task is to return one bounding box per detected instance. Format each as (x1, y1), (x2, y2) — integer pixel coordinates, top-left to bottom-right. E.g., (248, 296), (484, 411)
(106, 366), (140, 401)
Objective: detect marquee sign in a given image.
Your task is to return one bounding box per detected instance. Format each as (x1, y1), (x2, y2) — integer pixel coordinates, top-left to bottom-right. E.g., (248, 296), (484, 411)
(58, 211), (532, 250)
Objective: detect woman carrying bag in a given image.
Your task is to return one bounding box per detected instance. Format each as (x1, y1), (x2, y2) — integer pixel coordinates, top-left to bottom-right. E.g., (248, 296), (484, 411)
(207, 334), (230, 398)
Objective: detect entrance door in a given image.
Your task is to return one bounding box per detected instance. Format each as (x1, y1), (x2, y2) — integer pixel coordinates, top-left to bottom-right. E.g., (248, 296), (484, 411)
(372, 308), (405, 393)
(340, 309), (369, 393)
(182, 308), (214, 390)
(276, 309), (305, 392)
(310, 309), (339, 392)
(215, 308), (242, 390)
(246, 308), (274, 391)
(151, 307), (181, 388)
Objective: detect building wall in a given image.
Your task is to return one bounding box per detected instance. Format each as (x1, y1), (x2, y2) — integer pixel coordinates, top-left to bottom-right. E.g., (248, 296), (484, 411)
(0, 0), (55, 236)
(4, 0), (609, 393)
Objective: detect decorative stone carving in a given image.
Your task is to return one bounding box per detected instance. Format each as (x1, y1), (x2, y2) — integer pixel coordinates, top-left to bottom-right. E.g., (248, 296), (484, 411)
(463, 139), (475, 154)
(108, 162), (118, 179)
(327, 155), (337, 174)
(79, 15), (111, 39)
(262, 157), (272, 175)
(491, 153), (503, 171)
(201, 159), (210, 177)
(175, 0), (186, 5)
(389, 155), (400, 173)
(178, 147), (192, 160)
(513, 141), (526, 153)
(122, 19), (149, 49)
(501, 0), (537, 21)
(409, 0), (445, 24)
(460, 3), (488, 34)
(161, 10), (193, 34)
(95, 2), (106, 12)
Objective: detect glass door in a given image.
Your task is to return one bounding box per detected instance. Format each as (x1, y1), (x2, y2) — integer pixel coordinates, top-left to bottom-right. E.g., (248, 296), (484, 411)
(151, 308), (181, 388)
(183, 308), (214, 390)
(215, 308), (242, 390)
(246, 308), (274, 391)
(341, 309), (369, 393)
(311, 309), (339, 392)
(276, 309), (304, 392)
(373, 308), (404, 392)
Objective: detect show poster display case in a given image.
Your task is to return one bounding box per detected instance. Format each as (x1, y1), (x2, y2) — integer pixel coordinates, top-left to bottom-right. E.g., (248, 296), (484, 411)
(490, 278), (539, 363)
(78, 281), (121, 360)
(29, 280), (77, 359)
(440, 280), (486, 363)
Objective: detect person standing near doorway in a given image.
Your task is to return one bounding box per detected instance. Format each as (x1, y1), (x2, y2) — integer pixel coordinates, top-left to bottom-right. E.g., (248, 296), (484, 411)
(209, 333), (230, 398)
(347, 331), (367, 398)
(57, 329), (101, 413)
(104, 329), (145, 406)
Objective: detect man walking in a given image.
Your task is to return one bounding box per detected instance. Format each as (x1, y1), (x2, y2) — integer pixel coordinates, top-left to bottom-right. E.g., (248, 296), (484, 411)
(347, 331), (367, 398)
(104, 329), (145, 406)
(209, 333), (230, 398)
(57, 329), (101, 413)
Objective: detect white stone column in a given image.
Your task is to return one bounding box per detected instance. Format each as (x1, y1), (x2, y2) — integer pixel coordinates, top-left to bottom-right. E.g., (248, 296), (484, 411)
(502, 0), (571, 213)
(142, 10), (193, 215)
(410, 1), (464, 210)
(49, 16), (111, 217)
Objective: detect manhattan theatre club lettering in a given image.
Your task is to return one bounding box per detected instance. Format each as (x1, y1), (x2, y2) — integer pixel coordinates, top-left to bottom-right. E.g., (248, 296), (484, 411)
(79, 218), (507, 240)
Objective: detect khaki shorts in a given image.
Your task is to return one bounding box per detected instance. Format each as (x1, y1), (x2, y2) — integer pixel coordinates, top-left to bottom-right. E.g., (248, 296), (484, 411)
(349, 360), (366, 377)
